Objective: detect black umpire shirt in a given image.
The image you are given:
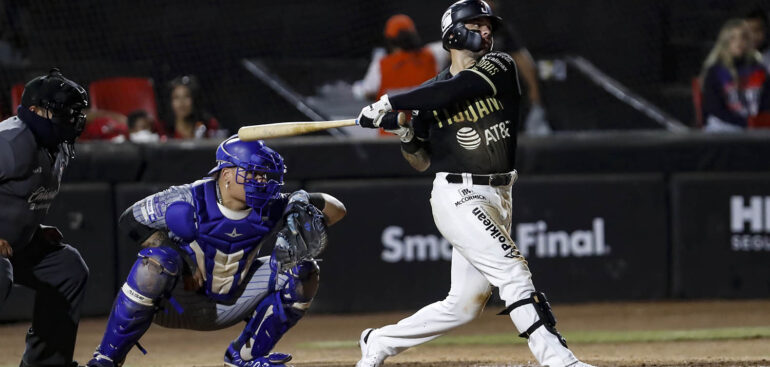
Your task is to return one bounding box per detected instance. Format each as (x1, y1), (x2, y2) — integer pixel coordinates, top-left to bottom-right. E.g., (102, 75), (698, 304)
(0, 116), (69, 250)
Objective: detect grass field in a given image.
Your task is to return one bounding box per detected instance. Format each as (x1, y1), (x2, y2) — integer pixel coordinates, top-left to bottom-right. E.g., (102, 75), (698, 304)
(1, 300), (769, 366)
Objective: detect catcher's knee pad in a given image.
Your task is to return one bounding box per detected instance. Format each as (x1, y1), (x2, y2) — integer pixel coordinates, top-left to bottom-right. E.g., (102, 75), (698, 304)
(91, 247), (182, 365)
(125, 247), (182, 301)
(499, 291), (568, 348)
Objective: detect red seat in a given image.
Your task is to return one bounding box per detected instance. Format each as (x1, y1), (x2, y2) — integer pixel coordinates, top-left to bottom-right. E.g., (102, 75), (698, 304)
(691, 77), (703, 128)
(89, 77), (158, 118)
(11, 83), (25, 114)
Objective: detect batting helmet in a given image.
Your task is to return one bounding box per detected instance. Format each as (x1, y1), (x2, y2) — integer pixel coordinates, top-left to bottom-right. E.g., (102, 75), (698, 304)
(209, 135), (286, 210)
(21, 68), (88, 143)
(441, 0), (502, 51)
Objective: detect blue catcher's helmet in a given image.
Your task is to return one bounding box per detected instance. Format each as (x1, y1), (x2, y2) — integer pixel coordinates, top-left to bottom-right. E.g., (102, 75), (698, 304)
(209, 135), (286, 210)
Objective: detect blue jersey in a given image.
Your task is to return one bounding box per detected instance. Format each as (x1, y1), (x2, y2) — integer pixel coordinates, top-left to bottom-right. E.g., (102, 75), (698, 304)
(130, 178), (288, 301)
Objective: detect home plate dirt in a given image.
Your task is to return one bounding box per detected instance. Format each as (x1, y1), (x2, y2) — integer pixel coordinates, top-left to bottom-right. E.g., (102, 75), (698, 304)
(0, 300), (768, 366)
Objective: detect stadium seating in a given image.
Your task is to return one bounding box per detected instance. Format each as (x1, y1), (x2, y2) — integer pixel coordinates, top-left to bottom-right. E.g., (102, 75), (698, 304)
(89, 77), (158, 118)
(11, 83), (24, 114)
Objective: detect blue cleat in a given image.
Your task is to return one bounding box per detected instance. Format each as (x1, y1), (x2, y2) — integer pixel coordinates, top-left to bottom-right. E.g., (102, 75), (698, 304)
(86, 352), (118, 367)
(223, 344), (292, 367)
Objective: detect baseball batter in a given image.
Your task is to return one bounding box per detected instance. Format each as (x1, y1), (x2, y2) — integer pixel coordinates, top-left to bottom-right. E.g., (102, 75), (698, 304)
(356, 1), (592, 366)
(0, 69), (90, 367)
(86, 136), (345, 367)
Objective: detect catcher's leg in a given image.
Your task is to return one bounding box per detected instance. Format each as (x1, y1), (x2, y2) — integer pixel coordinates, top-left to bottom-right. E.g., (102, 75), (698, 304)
(224, 258), (319, 367)
(88, 247), (181, 367)
(358, 247), (491, 366)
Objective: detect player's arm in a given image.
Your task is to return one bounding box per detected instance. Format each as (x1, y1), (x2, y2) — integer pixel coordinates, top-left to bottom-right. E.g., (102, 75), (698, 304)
(400, 110), (431, 172)
(308, 193), (346, 226)
(389, 51), (520, 110)
(120, 184), (195, 247)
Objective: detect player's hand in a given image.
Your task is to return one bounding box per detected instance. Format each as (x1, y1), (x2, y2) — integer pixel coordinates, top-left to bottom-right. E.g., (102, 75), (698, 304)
(0, 238), (13, 258)
(357, 94), (393, 128)
(385, 126), (415, 143)
(183, 268), (204, 291)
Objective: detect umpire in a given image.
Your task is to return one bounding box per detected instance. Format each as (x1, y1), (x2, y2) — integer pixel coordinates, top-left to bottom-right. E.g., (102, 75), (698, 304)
(0, 69), (90, 367)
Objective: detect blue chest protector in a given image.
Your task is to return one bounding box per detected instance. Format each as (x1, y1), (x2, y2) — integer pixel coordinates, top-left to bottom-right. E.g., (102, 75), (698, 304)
(186, 179), (282, 302)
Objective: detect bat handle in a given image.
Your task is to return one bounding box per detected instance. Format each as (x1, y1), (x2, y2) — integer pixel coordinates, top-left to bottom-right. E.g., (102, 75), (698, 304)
(380, 111), (407, 129)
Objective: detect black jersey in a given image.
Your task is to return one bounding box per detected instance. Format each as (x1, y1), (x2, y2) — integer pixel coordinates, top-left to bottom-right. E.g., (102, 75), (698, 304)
(0, 116), (70, 249)
(414, 51), (522, 174)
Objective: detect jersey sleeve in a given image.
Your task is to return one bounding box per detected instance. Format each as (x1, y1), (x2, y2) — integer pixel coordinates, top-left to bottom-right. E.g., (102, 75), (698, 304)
(463, 51), (521, 97)
(0, 138), (15, 182)
(131, 184), (195, 231)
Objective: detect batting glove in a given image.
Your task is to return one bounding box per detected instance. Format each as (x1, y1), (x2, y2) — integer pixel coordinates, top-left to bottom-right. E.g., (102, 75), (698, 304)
(386, 126), (414, 143)
(357, 94), (393, 128)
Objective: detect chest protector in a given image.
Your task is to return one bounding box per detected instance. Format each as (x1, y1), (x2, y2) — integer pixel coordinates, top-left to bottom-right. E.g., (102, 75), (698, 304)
(186, 180), (279, 301)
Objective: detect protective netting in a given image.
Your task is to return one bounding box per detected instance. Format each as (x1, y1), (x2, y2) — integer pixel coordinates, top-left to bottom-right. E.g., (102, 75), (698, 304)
(1, 0), (768, 133)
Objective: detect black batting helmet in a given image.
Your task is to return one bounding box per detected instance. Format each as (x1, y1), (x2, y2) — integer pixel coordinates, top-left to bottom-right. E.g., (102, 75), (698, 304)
(441, 0), (502, 51)
(21, 68), (88, 141)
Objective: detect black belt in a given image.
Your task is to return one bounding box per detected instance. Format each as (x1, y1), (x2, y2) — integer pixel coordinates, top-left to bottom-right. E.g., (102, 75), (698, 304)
(445, 173), (512, 186)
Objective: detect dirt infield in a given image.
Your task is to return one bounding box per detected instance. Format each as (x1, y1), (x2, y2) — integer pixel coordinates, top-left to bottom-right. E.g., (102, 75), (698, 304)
(1, 300), (769, 367)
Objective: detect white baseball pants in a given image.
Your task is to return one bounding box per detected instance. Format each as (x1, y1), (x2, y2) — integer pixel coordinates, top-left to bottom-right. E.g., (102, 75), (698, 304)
(367, 172), (578, 367)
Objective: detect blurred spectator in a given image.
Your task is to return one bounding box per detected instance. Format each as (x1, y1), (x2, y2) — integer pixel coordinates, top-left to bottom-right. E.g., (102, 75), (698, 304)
(745, 7), (770, 70)
(127, 110), (161, 143)
(352, 14), (445, 101)
(486, 0), (551, 135)
(700, 19), (770, 132)
(164, 75), (222, 139)
(79, 109), (129, 142)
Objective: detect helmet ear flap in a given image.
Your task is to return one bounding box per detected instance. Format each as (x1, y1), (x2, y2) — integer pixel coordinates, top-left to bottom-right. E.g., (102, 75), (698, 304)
(446, 22), (483, 52)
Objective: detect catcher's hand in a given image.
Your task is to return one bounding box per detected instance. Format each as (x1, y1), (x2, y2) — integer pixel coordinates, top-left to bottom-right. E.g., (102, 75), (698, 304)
(273, 190), (328, 271)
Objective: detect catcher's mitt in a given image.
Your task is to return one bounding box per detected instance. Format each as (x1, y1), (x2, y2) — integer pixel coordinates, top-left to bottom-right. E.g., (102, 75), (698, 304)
(273, 190), (328, 270)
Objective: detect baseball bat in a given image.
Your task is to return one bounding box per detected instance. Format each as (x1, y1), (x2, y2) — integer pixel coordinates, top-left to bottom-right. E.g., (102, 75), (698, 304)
(238, 112), (406, 140)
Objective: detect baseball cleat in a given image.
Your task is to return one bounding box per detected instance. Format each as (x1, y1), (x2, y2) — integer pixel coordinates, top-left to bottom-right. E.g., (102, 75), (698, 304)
(224, 344), (292, 367)
(86, 353), (118, 367)
(356, 328), (387, 367)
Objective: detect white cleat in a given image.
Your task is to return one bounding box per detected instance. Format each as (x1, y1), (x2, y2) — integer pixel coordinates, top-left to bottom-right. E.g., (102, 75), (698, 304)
(356, 328), (387, 367)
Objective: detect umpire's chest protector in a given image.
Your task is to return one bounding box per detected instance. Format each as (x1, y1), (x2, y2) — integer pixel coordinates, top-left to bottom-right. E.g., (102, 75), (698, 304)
(188, 180), (279, 301)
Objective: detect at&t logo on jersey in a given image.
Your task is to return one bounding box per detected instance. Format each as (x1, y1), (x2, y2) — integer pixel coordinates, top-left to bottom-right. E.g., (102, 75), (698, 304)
(516, 218), (611, 258)
(730, 195), (770, 251)
(456, 127), (481, 150)
(455, 121), (511, 151)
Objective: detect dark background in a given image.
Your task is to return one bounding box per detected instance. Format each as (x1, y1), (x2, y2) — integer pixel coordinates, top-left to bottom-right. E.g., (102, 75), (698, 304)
(1, 1), (770, 319)
(2, 0), (770, 129)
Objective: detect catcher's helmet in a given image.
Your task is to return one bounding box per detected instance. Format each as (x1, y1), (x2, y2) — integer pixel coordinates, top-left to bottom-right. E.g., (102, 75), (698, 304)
(441, 0), (502, 51)
(209, 135), (286, 210)
(21, 68), (88, 143)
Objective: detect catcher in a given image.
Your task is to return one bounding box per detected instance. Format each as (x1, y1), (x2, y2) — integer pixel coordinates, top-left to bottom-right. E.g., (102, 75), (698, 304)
(86, 135), (346, 367)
